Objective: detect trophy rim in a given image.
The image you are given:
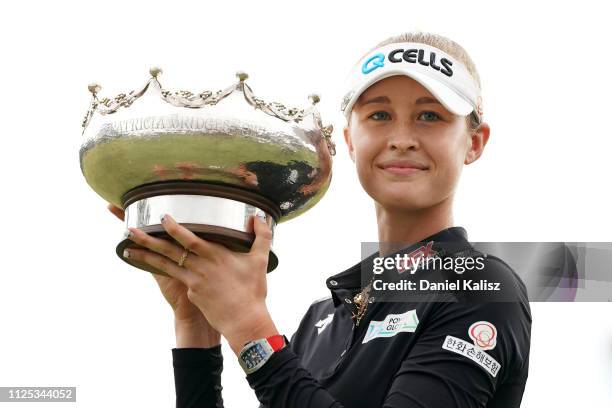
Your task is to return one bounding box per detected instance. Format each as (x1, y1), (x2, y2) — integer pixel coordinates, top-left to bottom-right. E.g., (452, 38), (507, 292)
(121, 181), (282, 222)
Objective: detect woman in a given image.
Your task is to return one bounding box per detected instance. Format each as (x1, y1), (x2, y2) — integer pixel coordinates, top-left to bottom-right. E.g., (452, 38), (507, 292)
(109, 31), (531, 407)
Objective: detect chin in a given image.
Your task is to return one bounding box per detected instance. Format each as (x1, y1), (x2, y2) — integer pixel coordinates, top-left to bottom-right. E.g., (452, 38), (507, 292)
(370, 185), (437, 212)
(379, 197), (434, 212)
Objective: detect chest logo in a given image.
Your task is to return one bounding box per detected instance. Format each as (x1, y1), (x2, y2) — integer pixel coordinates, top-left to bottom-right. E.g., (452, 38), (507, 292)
(362, 309), (419, 344)
(468, 321), (497, 350)
(315, 314), (334, 335)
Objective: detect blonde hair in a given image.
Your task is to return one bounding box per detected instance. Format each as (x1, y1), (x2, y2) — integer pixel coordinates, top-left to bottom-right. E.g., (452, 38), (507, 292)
(354, 31), (482, 132)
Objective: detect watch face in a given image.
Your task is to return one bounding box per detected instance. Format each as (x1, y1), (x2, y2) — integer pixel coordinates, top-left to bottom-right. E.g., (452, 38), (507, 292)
(240, 343), (267, 370)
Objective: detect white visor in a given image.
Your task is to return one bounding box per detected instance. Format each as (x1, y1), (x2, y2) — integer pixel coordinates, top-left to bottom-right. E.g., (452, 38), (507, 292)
(340, 42), (482, 123)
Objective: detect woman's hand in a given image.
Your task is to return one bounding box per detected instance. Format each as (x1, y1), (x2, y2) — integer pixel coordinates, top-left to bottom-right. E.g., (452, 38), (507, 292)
(107, 203), (221, 348)
(121, 212), (279, 355)
(157, 273), (222, 348)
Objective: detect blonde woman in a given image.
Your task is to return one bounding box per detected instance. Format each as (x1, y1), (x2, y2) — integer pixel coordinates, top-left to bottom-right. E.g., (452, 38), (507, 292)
(110, 31), (531, 407)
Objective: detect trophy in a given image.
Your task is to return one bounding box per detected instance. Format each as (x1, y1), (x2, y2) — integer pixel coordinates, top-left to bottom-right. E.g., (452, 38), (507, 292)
(80, 68), (335, 275)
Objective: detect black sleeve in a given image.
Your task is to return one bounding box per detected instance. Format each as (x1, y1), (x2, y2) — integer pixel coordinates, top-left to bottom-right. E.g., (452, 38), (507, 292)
(172, 346), (224, 408)
(381, 300), (531, 408)
(246, 300), (531, 408)
(246, 346), (341, 407)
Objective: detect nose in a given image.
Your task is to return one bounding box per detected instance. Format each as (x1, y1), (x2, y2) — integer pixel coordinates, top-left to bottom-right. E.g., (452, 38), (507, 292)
(387, 124), (419, 152)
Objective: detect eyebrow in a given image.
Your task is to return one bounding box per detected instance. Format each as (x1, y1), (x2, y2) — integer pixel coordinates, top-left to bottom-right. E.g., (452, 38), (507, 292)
(358, 95), (442, 106)
(415, 96), (442, 105)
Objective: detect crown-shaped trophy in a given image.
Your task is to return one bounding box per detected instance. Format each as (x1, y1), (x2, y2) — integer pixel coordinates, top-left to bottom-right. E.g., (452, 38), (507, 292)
(80, 68), (335, 274)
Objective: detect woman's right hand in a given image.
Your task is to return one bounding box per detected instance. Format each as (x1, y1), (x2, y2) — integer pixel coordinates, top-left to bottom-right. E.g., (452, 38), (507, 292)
(107, 203), (221, 348)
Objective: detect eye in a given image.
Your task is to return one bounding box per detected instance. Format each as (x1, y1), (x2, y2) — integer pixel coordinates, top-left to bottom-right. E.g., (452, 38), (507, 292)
(369, 111), (391, 121)
(418, 111), (441, 121)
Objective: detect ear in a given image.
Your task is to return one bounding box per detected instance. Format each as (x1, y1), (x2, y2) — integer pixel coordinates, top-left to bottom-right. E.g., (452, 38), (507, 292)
(343, 125), (356, 163)
(465, 122), (490, 165)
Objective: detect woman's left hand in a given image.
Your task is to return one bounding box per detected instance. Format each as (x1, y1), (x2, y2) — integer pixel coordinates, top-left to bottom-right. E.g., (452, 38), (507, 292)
(123, 213), (279, 355)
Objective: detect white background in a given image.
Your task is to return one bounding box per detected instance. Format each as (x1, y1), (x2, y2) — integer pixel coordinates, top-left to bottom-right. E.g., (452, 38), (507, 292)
(1, 1), (611, 407)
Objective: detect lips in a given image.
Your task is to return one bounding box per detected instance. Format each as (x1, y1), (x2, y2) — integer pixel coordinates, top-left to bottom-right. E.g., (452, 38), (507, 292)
(377, 159), (429, 176)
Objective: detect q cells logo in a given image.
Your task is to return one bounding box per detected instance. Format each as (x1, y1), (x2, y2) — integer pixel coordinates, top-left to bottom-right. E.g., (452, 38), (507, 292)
(362, 53), (385, 74)
(361, 48), (454, 77)
(468, 321), (497, 350)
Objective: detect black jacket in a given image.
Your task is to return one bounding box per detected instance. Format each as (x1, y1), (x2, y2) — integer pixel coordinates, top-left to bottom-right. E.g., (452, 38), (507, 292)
(172, 227), (532, 407)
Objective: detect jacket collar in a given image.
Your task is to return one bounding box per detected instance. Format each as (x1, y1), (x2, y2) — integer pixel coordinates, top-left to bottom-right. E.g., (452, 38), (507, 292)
(325, 226), (470, 307)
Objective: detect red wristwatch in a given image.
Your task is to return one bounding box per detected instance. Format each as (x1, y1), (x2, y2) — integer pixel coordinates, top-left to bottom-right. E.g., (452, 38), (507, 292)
(238, 334), (288, 374)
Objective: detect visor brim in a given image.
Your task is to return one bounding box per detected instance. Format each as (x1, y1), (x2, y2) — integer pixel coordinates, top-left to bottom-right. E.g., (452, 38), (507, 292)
(343, 69), (474, 120)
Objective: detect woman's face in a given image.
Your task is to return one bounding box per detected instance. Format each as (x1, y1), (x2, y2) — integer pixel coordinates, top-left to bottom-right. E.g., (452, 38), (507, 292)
(343, 75), (488, 212)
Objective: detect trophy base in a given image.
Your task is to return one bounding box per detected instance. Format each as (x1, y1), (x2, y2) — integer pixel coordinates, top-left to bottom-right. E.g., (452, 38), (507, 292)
(116, 181), (280, 275)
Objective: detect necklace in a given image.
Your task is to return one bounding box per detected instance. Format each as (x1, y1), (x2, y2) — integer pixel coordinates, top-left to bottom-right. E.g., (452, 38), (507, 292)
(351, 275), (375, 326)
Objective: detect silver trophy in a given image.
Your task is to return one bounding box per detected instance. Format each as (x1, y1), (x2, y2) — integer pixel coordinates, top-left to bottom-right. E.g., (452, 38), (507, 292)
(80, 68), (335, 275)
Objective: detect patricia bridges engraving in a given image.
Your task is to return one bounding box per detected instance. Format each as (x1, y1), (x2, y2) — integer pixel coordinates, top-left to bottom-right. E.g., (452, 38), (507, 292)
(107, 115), (268, 136)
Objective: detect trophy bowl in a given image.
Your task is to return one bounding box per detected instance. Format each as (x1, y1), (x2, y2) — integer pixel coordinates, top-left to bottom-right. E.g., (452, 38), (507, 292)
(80, 68), (336, 275)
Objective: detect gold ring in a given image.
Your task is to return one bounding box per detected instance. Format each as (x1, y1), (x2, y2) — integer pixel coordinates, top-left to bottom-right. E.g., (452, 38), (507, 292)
(178, 248), (189, 267)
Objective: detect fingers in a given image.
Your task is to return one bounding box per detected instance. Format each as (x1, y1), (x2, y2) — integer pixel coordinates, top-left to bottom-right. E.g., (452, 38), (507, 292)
(250, 214), (273, 256)
(126, 227), (187, 265)
(159, 214), (220, 258)
(123, 247), (193, 284)
(107, 203), (125, 221)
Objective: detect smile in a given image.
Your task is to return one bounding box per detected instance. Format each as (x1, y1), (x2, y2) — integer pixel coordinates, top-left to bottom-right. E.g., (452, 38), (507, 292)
(377, 159), (429, 177)
(381, 166), (427, 176)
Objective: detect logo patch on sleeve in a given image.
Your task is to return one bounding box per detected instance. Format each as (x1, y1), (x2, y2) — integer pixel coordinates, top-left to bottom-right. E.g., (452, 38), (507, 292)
(468, 321), (497, 350)
(362, 309), (419, 344)
(442, 335), (501, 377)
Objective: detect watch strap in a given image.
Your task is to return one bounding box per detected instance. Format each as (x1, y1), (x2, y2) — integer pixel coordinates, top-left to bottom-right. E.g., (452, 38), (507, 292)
(266, 334), (286, 352)
(238, 334), (288, 375)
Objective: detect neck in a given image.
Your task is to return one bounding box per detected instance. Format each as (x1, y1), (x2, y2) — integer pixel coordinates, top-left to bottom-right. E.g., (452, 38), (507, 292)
(375, 197), (454, 257)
